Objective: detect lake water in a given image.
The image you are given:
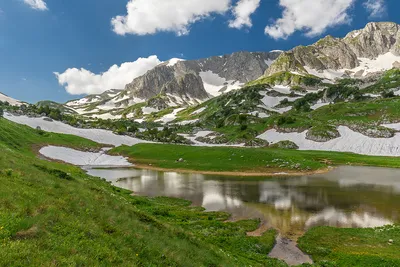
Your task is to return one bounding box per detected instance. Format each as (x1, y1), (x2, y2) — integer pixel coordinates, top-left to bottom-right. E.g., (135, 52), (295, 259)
(85, 165), (400, 239)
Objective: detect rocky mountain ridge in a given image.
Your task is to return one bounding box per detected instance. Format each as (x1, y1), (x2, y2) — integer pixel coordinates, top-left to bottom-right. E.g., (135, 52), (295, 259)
(266, 22), (400, 80)
(65, 51), (281, 117)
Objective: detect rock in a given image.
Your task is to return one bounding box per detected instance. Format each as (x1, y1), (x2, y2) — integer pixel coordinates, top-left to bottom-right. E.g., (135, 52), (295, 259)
(43, 117), (53, 122)
(393, 61), (400, 69)
(306, 126), (341, 142)
(244, 138), (270, 147)
(36, 126), (42, 131)
(270, 140), (299, 150)
(349, 125), (395, 138)
(177, 158), (184, 162)
(389, 239), (394, 244)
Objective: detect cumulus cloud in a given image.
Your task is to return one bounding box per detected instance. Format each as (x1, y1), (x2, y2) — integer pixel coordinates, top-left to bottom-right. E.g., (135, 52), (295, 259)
(265, 0), (355, 39)
(24, 0), (48, 11)
(229, 0), (261, 29)
(54, 56), (161, 95)
(111, 0), (231, 36)
(363, 0), (386, 18)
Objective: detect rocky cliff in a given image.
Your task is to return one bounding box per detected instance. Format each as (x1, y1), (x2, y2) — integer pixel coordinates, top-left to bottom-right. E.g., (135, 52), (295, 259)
(266, 22), (400, 78)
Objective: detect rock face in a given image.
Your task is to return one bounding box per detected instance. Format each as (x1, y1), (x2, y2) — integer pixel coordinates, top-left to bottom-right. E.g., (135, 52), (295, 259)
(65, 51), (281, 116)
(266, 22), (400, 76)
(125, 51), (281, 103)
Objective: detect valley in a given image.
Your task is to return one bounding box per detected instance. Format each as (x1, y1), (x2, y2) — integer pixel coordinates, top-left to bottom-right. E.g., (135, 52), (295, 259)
(2, 21), (400, 266)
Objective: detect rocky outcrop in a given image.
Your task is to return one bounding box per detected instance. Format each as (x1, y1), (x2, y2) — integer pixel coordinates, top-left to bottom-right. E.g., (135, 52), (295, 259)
(266, 22), (400, 76)
(306, 126), (341, 142)
(348, 125), (395, 138)
(270, 140), (299, 150)
(244, 138), (269, 147)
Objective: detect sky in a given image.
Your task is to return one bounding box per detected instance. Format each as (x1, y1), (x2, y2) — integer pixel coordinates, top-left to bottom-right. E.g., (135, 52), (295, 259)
(0, 0), (398, 104)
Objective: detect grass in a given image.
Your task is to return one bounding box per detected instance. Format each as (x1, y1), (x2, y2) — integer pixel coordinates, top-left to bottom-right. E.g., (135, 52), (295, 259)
(0, 118), (284, 266)
(110, 143), (400, 174)
(299, 225), (400, 266)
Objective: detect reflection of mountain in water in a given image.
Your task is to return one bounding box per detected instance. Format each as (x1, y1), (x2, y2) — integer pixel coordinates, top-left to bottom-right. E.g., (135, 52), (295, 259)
(86, 166), (399, 235)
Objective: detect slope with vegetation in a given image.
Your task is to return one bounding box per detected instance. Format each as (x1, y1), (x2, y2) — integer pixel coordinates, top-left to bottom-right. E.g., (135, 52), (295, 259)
(0, 118), (285, 266)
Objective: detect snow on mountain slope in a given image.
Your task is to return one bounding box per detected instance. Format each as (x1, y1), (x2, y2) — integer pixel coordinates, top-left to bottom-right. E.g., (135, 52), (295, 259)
(199, 71), (244, 97)
(0, 93), (23, 106)
(258, 126), (400, 157)
(4, 113), (144, 146)
(305, 52), (400, 80)
(156, 108), (185, 124)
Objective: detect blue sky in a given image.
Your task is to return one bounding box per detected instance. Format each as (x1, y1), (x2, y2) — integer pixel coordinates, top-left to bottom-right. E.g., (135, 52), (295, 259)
(0, 0), (398, 103)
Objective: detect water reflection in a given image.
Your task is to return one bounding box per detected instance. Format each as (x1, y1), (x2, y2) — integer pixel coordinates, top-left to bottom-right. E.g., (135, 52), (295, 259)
(86, 165), (400, 236)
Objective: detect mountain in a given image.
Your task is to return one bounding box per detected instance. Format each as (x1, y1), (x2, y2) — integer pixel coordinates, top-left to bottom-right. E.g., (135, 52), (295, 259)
(265, 22), (400, 81)
(0, 92), (23, 106)
(65, 51), (281, 118)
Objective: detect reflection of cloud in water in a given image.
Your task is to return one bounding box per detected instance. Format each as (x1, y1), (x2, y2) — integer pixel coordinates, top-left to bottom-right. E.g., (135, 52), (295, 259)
(306, 208), (392, 229)
(202, 181), (242, 211)
(274, 198), (292, 210)
(324, 166), (400, 192)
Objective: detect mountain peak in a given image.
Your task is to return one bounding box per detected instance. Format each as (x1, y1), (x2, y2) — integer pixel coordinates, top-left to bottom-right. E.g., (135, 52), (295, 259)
(266, 21), (400, 79)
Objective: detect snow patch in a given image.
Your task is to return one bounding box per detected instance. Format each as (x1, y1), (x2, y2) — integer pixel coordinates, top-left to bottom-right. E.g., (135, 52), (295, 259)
(199, 71), (243, 97)
(156, 108), (185, 124)
(0, 93), (22, 106)
(5, 113), (144, 147)
(191, 107), (206, 115)
(40, 146), (132, 167)
(142, 107), (159, 115)
(305, 52), (400, 80)
(258, 126), (400, 156)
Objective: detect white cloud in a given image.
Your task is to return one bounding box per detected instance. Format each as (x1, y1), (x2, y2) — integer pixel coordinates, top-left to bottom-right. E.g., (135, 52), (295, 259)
(363, 0), (386, 18)
(23, 0), (48, 11)
(111, 0), (231, 36)
(229, 0), (261, 29)
(54, 56), (162, 95)
(265, 0), (355, 39)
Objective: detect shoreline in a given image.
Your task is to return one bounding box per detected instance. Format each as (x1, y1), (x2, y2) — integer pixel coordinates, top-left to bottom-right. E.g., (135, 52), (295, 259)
(130, 162), (334, 177)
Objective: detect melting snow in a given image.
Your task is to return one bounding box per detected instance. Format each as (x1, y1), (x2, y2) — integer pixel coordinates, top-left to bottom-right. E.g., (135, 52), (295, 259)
(156, 108), (185, 124)
(40, 146), (132, 166)
(191, 107), (206, 115)
(142, 107), (159, 115)
(199, 71), (243, 97)
(305, 52), (400, 80)
(311, 101), (330, 110)
(0, 93), (22, 106)
(5, 113), (144, 147)
(258, 126), (400, 156)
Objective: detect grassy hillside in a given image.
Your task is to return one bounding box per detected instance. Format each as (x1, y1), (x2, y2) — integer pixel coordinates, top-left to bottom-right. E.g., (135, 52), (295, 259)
(0, 118), (284, 266)
(299, 226), (400, 266)
(111, 143), (400, 175)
